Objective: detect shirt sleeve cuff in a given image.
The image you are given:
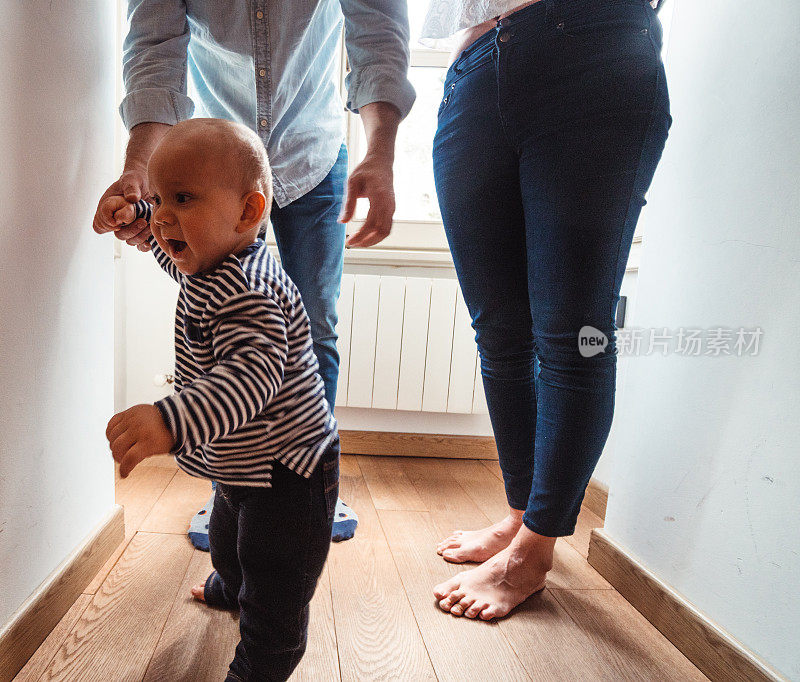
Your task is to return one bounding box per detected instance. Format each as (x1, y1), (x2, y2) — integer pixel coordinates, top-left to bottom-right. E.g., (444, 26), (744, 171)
(120, 87), (195, 130)
(154, 394), (187, 456)
(346, 66), (416, 120)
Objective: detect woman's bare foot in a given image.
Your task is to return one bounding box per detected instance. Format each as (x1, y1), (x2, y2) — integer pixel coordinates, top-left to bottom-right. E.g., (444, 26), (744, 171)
(190, 584), (205, 602)
(433, 524), (556, 620)
(437, 509), (523, 563)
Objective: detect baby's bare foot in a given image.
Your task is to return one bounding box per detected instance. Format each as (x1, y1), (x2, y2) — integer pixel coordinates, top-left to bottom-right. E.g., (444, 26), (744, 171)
(437, 513), (522, 563)
(433, 527), (555, 620)
(190, 583), (206, 602)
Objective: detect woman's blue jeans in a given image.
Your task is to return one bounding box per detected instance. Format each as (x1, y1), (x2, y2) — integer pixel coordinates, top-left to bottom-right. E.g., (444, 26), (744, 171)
(433, 0), (671, 536)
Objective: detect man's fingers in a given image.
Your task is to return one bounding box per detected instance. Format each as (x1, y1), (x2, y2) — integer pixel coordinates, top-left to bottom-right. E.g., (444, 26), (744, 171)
(346, 205), (393, 247)
(119, 445), (147, 479)
(126, 224), (152, 247)
(137, 241), (152, 252)
(338, 177), (362, 224)
(122, 183), (142, 203)
(113, 220), (147, 241)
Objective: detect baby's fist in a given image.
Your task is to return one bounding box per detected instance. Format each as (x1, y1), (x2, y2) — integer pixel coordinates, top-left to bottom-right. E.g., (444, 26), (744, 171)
(106, 404), (174, 478)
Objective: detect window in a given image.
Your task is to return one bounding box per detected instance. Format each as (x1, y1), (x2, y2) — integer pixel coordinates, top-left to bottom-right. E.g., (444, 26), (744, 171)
(343, 0), (451, 255)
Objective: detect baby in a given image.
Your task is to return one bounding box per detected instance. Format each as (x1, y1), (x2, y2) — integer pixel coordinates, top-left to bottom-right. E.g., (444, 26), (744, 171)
(103, 118), (339, 681)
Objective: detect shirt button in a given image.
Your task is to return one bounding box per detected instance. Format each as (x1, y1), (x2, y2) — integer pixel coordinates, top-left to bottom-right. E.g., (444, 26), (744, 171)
(256, 10), (263, 19)
(260, 119), (267, 128)
(259, 68), (266, 77)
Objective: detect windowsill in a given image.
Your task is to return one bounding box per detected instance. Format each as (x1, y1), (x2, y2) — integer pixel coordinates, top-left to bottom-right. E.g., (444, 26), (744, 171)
(265, 235), (643, 272)
(265, 243), (455, 269)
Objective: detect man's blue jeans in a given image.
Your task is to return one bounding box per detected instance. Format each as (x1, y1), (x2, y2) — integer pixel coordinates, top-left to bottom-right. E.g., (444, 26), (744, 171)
(433, 0), (671, 537)
(269, 145), (347, 410)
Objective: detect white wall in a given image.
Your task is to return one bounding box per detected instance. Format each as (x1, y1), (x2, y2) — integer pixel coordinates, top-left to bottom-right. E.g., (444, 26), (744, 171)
(603, 2), (800, 678)
(0, 2), (117, 625)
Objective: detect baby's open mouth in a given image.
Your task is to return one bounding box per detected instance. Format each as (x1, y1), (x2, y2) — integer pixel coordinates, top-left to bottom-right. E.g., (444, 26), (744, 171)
(167, 239), (187, 255)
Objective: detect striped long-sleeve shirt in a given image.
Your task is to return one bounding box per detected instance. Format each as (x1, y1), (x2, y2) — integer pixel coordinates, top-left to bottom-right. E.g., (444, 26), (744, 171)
(135, 204), (337, 486)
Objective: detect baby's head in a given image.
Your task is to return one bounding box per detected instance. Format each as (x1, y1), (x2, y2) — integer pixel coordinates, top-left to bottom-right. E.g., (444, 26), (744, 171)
(147, 118), (271, 275)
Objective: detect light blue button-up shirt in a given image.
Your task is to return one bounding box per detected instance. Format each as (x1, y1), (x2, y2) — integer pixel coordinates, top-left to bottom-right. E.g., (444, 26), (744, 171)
(120, 1), (416, 207)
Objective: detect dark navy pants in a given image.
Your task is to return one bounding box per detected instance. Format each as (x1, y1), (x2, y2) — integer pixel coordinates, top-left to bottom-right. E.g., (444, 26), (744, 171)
(270, 145), (347, 410)
(433, 0), (671, 536)
(204, 439), (340, 681)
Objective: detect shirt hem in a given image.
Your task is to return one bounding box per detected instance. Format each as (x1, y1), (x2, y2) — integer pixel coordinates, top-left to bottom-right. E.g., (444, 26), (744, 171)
(174, 456), (275, 488)
(272, 138), (344, 208)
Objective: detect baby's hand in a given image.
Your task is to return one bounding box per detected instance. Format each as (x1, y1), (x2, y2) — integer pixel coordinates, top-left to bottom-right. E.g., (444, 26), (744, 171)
(95, 195), (137, 229)
(106, 404), (175, 478)
(93, 194), (152, 252)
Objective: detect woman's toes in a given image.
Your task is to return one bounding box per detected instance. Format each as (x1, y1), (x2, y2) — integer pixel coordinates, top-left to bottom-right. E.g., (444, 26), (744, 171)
(451, 596), (475, 617)
(433, 577), (459, 600)
(479, 604), (499, 621)
(441, 548), (468, 564)
(438, 588), (465, 612)
(436, 534), (463, 552)
(437, 539), (461, 555)
(190, 584), (205, 602)
(464, 601), (485, 619)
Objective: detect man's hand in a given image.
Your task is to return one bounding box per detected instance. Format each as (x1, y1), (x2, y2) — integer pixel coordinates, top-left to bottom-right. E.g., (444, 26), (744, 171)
(93, 122), (172, 252)
(106, 404), (175, 478)
(93, 168), (152, 251)
(340, 152), (396, 248)
(340, 102), (402, 248)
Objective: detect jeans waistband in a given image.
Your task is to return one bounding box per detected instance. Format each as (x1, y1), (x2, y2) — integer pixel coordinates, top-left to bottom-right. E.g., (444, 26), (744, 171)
(451, 29), (496, 76)
(497, 0), (651, 29)
(451, 0), (652, 78)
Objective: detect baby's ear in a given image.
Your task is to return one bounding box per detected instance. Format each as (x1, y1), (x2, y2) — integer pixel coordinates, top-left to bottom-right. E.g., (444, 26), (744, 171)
(237, 191), (267, 233)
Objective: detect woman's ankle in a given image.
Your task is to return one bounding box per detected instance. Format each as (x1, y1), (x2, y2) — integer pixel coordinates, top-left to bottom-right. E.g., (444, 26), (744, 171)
(505, 507), (525, 527)
(509, 524), (556, 573)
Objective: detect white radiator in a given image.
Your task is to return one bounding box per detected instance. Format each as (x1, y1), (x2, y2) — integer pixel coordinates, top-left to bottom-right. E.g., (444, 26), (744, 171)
(335, 274), (488, 414)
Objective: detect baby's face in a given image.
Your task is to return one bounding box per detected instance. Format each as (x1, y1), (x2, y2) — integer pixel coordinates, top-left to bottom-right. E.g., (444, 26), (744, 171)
(148, 139), (252, 275)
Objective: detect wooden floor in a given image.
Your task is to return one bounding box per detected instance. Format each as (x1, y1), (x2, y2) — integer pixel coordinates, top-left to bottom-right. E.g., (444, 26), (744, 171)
(15, 455), (706, 681)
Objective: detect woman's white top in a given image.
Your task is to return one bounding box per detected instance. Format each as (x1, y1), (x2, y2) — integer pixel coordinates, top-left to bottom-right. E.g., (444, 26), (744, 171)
(420, 0), (662, 46)
(420, 0), (523, 42)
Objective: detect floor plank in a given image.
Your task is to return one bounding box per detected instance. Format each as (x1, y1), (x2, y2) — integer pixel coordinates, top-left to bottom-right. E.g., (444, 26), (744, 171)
(139, 469), (211, 535)
(327, 456), (436, 681)
(84, 466), (177, 594)
(379, 509), (530, 682)
(139, 454), (179, 469)
(357, 455), (428, 511)
(551, 589), (709, 681)
(496, 589), (611, 681)
(142, 550), (239, 682)
(481, 459), (504, 482)
(12, 595), (92, 681)
(564, 506), (604, 559)
(40, 533), (193, 681)
(445, 458), (509, 522)
(116, 466), (180, 536)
